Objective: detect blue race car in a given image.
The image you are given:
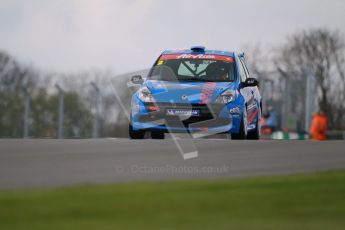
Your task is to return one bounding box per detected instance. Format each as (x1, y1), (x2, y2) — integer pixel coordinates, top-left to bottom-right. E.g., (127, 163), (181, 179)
(129, 46), (261, 140)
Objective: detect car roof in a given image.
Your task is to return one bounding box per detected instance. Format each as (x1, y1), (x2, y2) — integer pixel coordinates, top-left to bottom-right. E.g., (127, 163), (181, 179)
(161, 46), (235, 57)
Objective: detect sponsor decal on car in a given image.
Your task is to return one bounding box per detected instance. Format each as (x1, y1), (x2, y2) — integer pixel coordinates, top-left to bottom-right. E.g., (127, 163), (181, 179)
(166, 109), (200, 116)
(159, 54), (234, 62)
(199, 82), (216, 104)
(157, 60), (164, 65)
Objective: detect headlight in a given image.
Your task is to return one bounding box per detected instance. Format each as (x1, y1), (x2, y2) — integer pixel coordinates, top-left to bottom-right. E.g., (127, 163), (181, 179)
(138, 87), (155, 103)
(215, 90), (236, 104)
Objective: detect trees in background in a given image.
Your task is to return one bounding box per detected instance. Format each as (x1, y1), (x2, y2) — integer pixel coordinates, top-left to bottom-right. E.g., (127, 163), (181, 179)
(275, 29), (345, 130)
(0, 50), (93, 138)
(29, 89), (93, 138)
(0, 50), (36, 137)
(245, 29), (345, 131)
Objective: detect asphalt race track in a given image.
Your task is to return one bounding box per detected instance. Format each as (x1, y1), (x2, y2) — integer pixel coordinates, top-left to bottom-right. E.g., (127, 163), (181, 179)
(0, 138), (344, 189)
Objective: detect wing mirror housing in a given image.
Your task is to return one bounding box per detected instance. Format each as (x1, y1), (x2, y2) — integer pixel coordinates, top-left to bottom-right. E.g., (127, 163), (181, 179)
(242, 78), (259, 87)
(131, 75), (143, 85)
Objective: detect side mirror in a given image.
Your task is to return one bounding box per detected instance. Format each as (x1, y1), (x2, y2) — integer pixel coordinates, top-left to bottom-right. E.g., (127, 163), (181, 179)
(131, 75), (143, 84)
(243, 78), (258, 87)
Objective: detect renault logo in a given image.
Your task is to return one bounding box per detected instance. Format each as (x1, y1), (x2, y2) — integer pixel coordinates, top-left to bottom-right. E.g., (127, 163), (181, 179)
(181, 95), (188, 100)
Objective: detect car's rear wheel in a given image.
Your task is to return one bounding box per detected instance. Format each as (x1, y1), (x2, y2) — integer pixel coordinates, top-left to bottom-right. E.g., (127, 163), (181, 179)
(151, 131), (165, 139)
(247, 108), (261, 140)
(231, 107), (248, 140)
(129, 123), (145, 139)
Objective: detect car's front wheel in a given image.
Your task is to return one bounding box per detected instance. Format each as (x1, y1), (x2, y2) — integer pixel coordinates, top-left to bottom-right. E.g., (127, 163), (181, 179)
(247, 108), (261, 140)
(129, 123), (145, 139)
(151, 131), (165, 139)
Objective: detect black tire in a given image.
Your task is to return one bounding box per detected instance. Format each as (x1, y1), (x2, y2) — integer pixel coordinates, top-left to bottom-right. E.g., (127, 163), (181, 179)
(231, 107), (248, 140)
(151, 131), (165, 139)
(129, 123), (145, 139)
(247, 109), (261, 140)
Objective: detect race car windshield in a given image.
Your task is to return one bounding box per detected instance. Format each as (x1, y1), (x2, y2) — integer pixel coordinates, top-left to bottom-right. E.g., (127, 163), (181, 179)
(148, 54), (236, 82)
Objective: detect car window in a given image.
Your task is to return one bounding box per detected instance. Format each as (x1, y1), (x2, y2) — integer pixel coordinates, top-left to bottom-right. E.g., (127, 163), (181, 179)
(177, 61), (208, 77)
(149, 55), (237, 82)
(236, 57), (247, 82)
(240, 58), (250, 78)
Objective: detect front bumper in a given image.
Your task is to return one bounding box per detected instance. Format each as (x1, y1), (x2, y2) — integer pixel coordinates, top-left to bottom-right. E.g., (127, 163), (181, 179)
(130, 97), (243, 133)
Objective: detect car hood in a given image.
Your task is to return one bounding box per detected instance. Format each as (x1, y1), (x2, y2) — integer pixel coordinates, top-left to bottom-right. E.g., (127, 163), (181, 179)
(144, 80), (237, 104)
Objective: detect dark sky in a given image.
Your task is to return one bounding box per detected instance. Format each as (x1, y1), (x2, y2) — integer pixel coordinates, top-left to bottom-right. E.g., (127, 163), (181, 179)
(1, 0), (345, 73)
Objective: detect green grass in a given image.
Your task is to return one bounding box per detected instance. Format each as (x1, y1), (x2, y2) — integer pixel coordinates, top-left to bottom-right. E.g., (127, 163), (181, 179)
(1, 171), (345, 230)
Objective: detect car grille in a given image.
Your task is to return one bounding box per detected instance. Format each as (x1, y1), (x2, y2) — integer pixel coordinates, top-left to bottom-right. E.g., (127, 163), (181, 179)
(139, 102), (228, 127)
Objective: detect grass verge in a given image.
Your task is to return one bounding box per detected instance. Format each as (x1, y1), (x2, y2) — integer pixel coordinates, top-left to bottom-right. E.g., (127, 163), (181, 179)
(1, 171), (345, 230)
